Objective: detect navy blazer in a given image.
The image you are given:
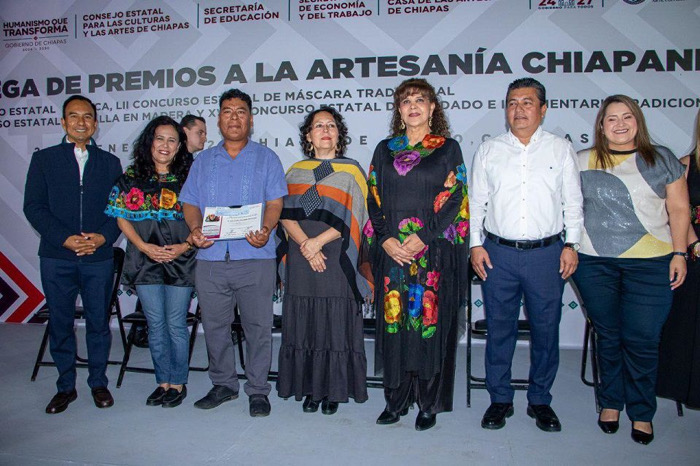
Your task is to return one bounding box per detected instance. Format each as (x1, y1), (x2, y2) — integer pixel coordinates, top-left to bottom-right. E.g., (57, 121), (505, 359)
(24, 141), (123, 262)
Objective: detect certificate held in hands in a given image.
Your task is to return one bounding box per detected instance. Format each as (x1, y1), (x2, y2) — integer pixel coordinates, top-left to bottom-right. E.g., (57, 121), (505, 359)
(202, 203), (263, 241)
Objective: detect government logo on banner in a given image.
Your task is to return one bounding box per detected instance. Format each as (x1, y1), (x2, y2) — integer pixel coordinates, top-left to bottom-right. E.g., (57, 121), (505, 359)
(2, 17), (68, 52)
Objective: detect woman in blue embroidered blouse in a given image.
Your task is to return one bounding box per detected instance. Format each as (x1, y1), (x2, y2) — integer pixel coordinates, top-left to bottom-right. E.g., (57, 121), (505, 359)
(105, 116), (196, 408)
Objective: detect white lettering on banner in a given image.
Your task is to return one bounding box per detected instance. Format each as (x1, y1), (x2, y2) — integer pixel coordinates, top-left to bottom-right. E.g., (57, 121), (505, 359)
(523, 49), (700, 73)
(204, 4), (265, 14)
(1, 0), (698, 348)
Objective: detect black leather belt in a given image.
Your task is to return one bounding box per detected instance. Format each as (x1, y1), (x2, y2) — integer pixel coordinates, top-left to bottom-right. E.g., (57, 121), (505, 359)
(485, 231), (562, 250)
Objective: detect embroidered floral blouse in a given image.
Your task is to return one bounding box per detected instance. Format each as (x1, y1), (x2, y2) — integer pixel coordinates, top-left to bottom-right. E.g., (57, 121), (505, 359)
(105, 166), (195, 288)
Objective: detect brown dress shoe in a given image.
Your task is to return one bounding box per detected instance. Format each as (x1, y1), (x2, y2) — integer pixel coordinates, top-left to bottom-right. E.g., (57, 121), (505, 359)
(91, 387), (114, 408)
(46, 390), (77, 414)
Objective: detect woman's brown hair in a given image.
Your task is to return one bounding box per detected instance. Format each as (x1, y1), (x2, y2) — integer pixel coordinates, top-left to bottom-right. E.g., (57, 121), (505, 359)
(389, 78), (450, 138)
(592, 94), (656, 170)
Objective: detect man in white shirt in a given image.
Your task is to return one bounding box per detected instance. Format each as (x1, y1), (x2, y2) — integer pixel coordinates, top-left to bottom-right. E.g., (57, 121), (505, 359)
(469, 78), (583, 432)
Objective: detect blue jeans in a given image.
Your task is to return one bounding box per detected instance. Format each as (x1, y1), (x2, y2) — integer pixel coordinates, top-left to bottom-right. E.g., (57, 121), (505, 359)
(572, 254), (673, 421)
(135, 285), (192, 385)
(41, 257), (113, 392)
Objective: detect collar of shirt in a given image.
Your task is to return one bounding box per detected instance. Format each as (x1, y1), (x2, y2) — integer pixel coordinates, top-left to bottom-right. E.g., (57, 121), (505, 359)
(213, 139), (251, 161)
(506, 125), (543, 148)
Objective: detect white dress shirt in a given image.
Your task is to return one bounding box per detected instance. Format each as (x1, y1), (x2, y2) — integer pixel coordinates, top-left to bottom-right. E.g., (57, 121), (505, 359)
(469, 126), (583, 247)
(74, 146), (89, 183)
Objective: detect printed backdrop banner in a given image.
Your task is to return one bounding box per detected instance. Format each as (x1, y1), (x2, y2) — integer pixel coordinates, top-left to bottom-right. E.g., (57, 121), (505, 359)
(1, 0), (699, 347)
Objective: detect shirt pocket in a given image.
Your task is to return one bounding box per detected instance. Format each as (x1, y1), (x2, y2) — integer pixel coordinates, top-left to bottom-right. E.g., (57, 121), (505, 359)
(529, 155), (563, 196)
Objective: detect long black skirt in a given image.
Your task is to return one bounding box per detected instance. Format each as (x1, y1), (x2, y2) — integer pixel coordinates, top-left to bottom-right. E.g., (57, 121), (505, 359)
(276, 220), (368, 403)
(657, 259), (700, 408)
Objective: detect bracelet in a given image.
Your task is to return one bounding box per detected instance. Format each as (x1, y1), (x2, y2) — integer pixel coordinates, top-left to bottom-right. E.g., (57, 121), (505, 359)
(184, 241), (194, 251)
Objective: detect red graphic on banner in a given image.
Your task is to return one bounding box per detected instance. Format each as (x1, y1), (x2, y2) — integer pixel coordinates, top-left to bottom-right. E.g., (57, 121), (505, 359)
(0, 252), (44, 323)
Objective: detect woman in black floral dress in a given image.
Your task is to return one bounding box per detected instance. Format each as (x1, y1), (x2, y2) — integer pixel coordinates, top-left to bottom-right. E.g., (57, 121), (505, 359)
(368, 78), (469, 431)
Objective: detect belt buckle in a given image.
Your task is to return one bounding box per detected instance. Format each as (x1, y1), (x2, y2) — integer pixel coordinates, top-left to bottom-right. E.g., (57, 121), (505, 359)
(514, 240), (524, 250)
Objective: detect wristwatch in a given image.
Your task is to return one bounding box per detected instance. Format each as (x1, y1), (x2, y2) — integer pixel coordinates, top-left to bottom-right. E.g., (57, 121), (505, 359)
(672, 251), (688, 260)
(564, 242), (580, 252)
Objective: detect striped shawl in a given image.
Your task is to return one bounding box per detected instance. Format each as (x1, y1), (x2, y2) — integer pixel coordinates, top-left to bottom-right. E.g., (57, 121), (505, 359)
(277, 157), (372, 304)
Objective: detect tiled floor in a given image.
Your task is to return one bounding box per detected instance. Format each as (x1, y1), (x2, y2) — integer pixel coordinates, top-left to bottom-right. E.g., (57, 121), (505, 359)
(1, 323), (698, 465)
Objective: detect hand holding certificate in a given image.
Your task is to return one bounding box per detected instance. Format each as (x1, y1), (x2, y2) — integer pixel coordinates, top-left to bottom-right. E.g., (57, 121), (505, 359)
(202, 203), (264, 241)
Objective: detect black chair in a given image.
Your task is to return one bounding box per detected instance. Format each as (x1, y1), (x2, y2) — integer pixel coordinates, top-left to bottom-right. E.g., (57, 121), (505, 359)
(361, 317), (384, 389)
(466, 264), (531, 407)
(579, 318), (601, 413)
(115, 300), (202, 387)
(31, 247), (128, 381)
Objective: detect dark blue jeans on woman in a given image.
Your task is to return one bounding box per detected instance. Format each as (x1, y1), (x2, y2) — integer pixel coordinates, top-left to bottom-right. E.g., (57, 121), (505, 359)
(135, 284), (193, 385)
(573, 254), (673, 422)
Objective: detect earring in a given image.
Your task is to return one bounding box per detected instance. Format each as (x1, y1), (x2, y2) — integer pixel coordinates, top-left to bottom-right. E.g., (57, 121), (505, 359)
(428, 116), (433, 129)
(400, 120), (405, 130)
(335, 142), (341, 154)
(307, 142), (315, 155)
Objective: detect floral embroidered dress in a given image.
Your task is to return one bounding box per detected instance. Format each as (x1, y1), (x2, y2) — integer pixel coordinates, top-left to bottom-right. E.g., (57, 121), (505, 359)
(367, 134), (469, 409)
(105, 166), (196, 288)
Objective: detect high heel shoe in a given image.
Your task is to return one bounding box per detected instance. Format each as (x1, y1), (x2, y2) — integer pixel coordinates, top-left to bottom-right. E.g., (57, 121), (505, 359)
(631, 422), (654, 445)
(597, 412), (619, 434)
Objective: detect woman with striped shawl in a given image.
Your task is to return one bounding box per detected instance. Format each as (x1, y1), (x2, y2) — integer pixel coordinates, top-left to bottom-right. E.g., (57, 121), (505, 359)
(276, 107), (371, 415)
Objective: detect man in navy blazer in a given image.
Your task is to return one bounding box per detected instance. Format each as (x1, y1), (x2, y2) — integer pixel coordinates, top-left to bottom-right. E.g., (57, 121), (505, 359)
(24, 95), (123, 414)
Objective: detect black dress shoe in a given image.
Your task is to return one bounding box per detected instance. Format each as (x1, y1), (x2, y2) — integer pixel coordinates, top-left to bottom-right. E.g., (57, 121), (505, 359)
(527, 404), (561, 432)
(597, 414), (620, 434)
(194, 385), (238, 410)
(45, 390), (77, 414)
(249, 394), (271, 417)
(146, 387), (167, 406)
(481, 403), (514, 430)
(162, 386), (187, 408)
(376, 406), (409, 425)
(415, 411), (437, 431)
(321, 399), (338, 415)
(302, 396), (320, 413)
(631, 422), (654, 445)
(91, 387), (114, 408)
